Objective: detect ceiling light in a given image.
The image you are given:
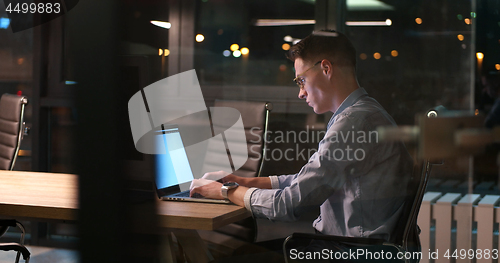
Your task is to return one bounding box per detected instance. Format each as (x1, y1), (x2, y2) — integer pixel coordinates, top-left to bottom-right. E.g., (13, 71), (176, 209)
(345, 19), (392, 26)
(150, 20), (171, 29)
(254, 19), (315, 26)
(346, 0), (395, 11)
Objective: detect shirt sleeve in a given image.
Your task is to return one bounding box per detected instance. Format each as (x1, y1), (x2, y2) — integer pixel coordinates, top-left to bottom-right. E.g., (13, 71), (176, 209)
(269, 174), (297, 189)
(269, 176), (280, 189)
(247, 113), (378, 222)
(243, 187), (258, 213)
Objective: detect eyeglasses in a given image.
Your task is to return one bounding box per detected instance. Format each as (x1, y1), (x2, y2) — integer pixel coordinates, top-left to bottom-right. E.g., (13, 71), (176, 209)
(293, 61), (322, 88)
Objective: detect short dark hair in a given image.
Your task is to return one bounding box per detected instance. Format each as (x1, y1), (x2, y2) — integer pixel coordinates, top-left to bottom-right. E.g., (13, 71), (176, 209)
(287, 30), (357, 69)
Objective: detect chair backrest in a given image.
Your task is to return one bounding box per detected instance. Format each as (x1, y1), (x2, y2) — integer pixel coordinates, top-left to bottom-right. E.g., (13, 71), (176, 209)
(384, 158), (431, 257)
(204, 100), (272, 178)
(401, 160), (432, 250)
(206, 101), (272, 242)
(0, 94), (28, 170)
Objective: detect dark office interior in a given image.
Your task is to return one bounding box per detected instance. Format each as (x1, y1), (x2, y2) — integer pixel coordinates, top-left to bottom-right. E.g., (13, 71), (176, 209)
(1, 0), (500, 262)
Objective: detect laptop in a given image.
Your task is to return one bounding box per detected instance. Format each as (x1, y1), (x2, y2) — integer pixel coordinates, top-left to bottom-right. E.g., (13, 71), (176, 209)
(154, 124), (231, 204)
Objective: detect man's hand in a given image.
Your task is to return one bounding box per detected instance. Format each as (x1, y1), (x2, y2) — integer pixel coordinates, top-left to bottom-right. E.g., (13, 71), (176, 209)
(200, 171), (249, 186)
(220, 173), (243, 184)
(190, 180), (224, 199)
(201, 170), (230, 181)
(200, 170), (272, 189)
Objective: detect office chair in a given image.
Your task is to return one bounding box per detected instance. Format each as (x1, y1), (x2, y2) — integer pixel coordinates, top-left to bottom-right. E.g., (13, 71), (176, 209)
(282, 159), (432, 263)
(202, 100), (272, 242)
(212, 100), (272, 178)
(0, 93), (31, 263)
(0, 93), (28, 170)
(0, 221), (30, 263)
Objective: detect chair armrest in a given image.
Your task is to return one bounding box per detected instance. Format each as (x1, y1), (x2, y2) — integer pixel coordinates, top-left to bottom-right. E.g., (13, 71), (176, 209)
(0, 220), (26, 234)
(0, 243), (31, 261)
(0, 220), (27, 246)
(0, 220), (18, 227)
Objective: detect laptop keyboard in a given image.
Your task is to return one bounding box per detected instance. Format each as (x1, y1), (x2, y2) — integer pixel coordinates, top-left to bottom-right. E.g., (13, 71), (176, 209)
(172, 190), (190, 197)
(170, 190), (205, 199)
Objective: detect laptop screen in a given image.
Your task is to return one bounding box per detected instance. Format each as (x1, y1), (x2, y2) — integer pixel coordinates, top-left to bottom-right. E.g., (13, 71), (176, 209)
(155, 125), (194, 195)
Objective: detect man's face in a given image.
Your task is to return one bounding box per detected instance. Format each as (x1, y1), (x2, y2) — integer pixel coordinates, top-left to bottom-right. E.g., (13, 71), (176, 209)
(294, 58), (331, 114)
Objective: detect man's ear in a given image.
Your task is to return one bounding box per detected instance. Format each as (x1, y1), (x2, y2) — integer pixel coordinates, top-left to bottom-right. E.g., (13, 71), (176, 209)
(321, 59), (333, 76)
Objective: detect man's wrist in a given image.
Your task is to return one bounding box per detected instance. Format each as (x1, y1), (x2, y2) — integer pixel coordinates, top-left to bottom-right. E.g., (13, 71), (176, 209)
(239, 177), (250, 186)
(221, 182), (239, 199)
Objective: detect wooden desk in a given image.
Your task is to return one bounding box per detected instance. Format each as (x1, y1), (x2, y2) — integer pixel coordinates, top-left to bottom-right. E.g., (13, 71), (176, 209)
(155, 201), (250, 230)
(0, 170), (250, 262)
(0, 171), (78, 221)
(0, 170), (249, 227)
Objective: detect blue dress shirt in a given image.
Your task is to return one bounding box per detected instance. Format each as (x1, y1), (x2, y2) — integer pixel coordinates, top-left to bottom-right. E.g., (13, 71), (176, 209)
(243, 88), (413, 242)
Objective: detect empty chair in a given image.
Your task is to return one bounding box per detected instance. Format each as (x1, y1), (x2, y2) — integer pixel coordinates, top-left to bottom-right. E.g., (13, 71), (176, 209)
(0, 93), (29, 170)
(0, 93), (30, 263)
(202, 100), (272, 243)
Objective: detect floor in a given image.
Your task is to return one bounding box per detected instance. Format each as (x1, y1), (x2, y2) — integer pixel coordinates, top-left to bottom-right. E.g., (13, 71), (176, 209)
(0, 246), (79, 263)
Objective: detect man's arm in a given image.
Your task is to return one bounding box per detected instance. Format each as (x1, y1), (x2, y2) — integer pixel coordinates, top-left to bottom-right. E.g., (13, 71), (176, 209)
(189, 180), (248, 206)
(223, 174), (272, 189)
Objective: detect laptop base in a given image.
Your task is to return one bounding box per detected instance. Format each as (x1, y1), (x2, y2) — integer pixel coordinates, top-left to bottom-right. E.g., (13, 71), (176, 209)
(161, 196), (232, 204)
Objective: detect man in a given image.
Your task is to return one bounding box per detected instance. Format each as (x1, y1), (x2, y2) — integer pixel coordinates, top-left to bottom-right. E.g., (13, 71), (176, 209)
(191, 30), (414, 256)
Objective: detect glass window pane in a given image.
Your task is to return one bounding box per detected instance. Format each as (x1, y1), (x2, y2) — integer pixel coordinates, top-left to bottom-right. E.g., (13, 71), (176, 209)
(194, 0), (315, 86)
(0, 1), (33, 171)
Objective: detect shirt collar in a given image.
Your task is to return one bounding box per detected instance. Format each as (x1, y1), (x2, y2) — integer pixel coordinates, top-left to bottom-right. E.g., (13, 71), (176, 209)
(327, 88), (368, 129)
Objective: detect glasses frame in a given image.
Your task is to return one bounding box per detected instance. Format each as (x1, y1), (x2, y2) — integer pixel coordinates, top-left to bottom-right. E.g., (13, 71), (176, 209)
(293, 60), (322, 88)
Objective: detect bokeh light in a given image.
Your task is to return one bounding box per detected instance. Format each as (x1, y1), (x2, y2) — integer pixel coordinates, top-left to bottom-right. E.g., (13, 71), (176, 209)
(230, 44), (239, 51)
(195, 34), (205, 42)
